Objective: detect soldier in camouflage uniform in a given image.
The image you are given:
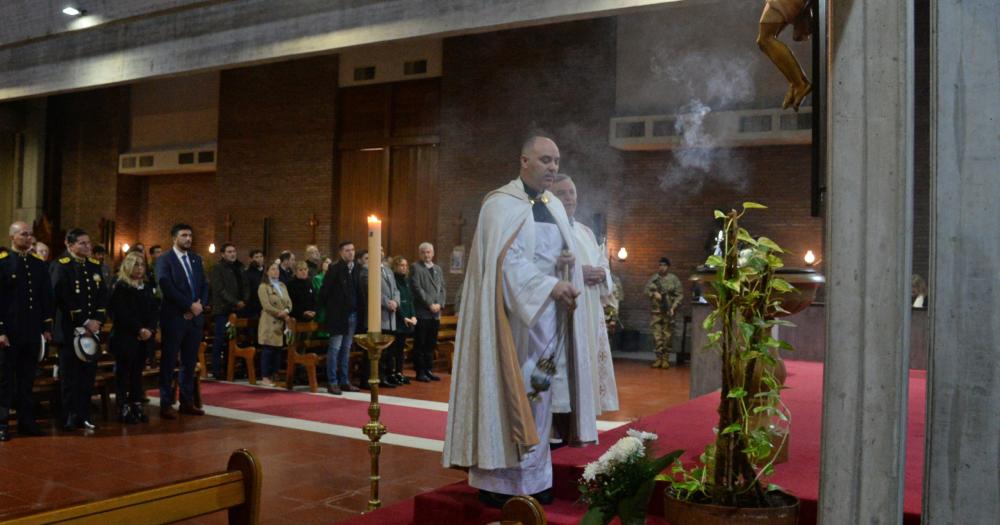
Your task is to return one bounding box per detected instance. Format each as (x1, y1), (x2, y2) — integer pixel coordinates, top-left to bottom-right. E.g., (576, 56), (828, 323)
(645, 257), (682, 369)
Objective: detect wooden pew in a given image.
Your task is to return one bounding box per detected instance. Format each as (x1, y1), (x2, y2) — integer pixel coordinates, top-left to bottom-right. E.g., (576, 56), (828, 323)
(500, 495), (547, 525)
(434, 314), (458, 371)
(285, 319), (326, 392)
(226, 314), (258, 385)
(1, 449), (262, 525)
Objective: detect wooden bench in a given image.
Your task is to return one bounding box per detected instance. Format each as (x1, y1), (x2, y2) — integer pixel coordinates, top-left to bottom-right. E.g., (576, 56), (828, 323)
(1, 449), (262, 525)
(226, 314), (257, 385)
(434, 314), (458, 371)
(285, 319), (326, 392)
(501, 495), (547, 525)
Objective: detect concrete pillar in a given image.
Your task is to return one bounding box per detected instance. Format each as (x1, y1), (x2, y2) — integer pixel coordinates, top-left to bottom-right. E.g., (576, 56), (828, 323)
(923, 2), (1000, 523)
(818, 0), (914, 523)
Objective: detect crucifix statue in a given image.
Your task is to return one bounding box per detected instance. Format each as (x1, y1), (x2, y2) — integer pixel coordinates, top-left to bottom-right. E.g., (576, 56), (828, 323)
(308, 212), (319, 244)
(224, 213), (235, 241)
(757, 0), (814, 112)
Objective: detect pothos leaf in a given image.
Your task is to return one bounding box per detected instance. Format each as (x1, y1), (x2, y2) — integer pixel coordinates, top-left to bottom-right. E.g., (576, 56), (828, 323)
(714, 209), (726, 219)
(743, 201), (768, 210)
(757, 236), (784, 253)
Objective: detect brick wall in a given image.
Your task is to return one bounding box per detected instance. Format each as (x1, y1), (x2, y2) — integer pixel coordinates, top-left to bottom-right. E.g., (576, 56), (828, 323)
(608, 145), (822, 331)
(216, 55), (338, 261)
(436, 19), (822, 333)
(46, 13), (927, 334)
(50, 87), (127, 241)
(436, 18), (621, 301)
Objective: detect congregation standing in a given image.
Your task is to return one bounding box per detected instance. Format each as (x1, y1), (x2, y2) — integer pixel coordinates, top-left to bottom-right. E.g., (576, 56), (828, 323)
(0, 216), (455, 439)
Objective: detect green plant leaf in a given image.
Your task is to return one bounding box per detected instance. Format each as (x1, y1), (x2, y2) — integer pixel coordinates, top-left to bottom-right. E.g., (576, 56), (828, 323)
(721, 422), (742, 435)
(580, 506), (611, 525)
(742, 202), (767, 210)
(727, 387), (747, 399)
(737, 229), (757, 245)
(757, 237), (784, 253)
(770, 278), (794, 293)
(714, 209), (726, 219)
(706, 255), (724, 267)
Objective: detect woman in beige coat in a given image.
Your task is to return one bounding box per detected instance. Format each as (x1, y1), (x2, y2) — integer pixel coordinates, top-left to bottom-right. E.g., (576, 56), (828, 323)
(258, 261), (292, 386)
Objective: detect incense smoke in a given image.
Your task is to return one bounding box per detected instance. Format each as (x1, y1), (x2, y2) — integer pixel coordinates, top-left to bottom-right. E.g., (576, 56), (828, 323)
(650, 49), (758, 196)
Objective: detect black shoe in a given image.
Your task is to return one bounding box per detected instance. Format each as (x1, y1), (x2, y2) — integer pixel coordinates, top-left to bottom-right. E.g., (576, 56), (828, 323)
(18, 423), (46, 437)
(415, 373), (431, 383)
(379, 379), (397, 389)
(132, 404), (149, 423)
(478, 490), (512, 509)
(384, 375), (401, 386)
(119, 404), (133, 423)
(63, 414), (79, 431)
(531, 489), (554, 505)
(79, 419), (98, 430)
(394, 373), (410, 385)
(427, 372), (441, 381)
(0, 428), (10, 442)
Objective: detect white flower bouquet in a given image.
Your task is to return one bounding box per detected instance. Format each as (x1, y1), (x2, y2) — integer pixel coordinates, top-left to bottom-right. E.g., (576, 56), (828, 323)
(578, 429), (683, 525)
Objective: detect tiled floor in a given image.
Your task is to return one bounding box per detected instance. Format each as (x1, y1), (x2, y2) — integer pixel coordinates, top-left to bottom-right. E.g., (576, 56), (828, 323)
(0, 359), (689, 523)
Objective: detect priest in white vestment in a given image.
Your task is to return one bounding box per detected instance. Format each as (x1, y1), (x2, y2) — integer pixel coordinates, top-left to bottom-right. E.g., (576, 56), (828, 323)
(443, 137), (599, 506)
(550, 174), (619, 414)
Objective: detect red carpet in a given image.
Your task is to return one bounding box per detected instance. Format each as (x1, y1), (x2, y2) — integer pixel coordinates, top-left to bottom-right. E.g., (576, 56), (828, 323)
(339, 361), (926, 524)
(196, 382), (448, 441)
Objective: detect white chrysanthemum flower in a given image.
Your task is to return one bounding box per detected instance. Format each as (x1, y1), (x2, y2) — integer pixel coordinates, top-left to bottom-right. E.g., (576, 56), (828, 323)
(582, 462), (599, 482)
(626, 429), (658, 442)
(601, 436), (644, 465)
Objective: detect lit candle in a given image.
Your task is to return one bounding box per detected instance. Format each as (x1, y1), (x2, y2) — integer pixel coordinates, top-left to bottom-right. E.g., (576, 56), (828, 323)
(367, 215), (382, 334)
(617, 246), (628, 261)
(804, 250), (816, 266)
(122, 243), (130, 254)
(209, 243), (216, 254)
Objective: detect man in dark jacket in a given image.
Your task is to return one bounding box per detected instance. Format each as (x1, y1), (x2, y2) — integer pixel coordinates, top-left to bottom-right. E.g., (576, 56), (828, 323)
(410, 242), (447, 381)
(243, 249), (265, 320)
(319, 241), (363, 395)
(156, 224), (208, 419)
(209, 243), (247, 378)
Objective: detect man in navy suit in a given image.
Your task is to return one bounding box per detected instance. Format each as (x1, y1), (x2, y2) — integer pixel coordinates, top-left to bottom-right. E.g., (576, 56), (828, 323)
(156, 224), (208, 419)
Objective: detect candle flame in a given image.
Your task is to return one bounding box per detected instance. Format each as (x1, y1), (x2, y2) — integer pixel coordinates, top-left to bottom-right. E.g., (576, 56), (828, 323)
(367, 215), (380, 223)
(617, 247), (628, 260)
(122, 243), (130, 253)
(209, 243), (216, 254)
(804, 250), (816, 265)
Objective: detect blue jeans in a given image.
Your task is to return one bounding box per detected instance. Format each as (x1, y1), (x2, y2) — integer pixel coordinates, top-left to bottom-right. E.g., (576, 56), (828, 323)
(260, 345), (282, 379)
(211, 313), (229, 377)
(327, 312), (357, 386)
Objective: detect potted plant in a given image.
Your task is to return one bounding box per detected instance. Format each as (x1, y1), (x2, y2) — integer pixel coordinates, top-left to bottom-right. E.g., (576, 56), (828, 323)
(663, 203), (800, 524)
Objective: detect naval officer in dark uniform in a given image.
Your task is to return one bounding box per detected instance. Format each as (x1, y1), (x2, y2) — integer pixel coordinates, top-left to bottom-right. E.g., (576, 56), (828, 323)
(50, 228), (108, 431)
(0, 221), (54, 441)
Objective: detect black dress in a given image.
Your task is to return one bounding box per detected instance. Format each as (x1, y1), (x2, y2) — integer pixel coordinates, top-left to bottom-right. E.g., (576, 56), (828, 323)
(109, 281), (159, 405)
(287, 278), (318, 322)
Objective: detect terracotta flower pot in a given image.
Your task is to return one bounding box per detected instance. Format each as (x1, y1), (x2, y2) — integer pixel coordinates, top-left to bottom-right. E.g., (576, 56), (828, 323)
(663, 491), (800, 525)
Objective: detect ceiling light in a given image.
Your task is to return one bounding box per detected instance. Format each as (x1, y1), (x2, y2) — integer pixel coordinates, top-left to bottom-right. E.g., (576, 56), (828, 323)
(62, 7), (83, 16)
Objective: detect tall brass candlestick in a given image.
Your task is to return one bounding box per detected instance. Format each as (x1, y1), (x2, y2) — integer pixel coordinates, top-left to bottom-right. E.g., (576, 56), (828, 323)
(355, 333), (394, 510)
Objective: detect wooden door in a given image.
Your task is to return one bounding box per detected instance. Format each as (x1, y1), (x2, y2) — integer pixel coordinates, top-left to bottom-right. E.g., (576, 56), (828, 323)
(388, 145), (439, 261)
(338, 148), (389, 249)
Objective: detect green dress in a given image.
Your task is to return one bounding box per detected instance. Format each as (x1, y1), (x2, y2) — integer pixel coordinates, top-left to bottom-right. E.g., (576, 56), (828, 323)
(312, 272), (329, 338)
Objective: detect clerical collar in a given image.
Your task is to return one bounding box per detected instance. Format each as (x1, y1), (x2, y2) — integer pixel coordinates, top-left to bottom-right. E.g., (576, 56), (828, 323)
(520, 178), (556, 224)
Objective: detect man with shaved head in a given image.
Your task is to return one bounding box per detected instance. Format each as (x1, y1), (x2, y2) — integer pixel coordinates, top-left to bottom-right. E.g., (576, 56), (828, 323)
(0, 222), (54, 440)
(444, 136), (599, 507)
